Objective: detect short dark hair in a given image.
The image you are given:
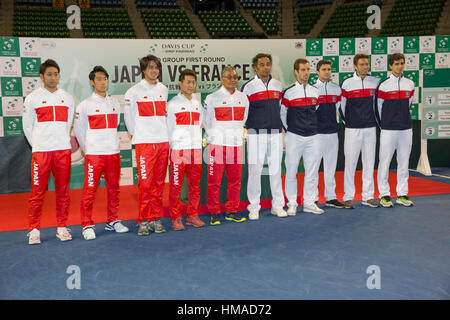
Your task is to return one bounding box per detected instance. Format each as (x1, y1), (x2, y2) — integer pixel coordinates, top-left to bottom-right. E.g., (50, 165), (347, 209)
(317, 59), (332, 71)
(389, 53), (405, 66)
(294, 58), (309, 71)
(89, 66), (109, 81)
(252, 53), (272, 68)
(179, 69), (197, 82)
(353, 54), (370, 66)
(139, 54), (162, 78)
(39, 59), (60, 75)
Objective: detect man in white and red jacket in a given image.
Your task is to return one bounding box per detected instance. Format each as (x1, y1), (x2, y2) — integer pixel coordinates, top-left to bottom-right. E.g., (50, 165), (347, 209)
(73, 66), (129, 240)
(124, 55), (169, 236)
(166, 69), (205, 231)
(22, 59), (75, 245)
(204, 65), (249, 226)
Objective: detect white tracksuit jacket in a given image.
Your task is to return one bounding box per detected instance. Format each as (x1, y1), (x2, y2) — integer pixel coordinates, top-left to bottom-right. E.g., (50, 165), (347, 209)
(22, 87), (75, 153)
(203, 86), (250, 147)
(166, 92), (204, 150)
(124, 79), (169, 144)
(73, 92), (120, 155)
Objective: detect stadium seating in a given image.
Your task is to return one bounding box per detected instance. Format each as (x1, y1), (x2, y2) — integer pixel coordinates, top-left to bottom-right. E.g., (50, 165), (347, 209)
(297, 7), (324, 35)
(13, 7), (69, 38)
(199, 11), (254, 37)
(135, 0), (178, 8)
(252, 10), (279, 36)
(298, 0), (332, 8)
(81, 8), (136, 38)
(380, 0), (445, 37)
(141, 9), (198, 39)
(318, 2), (376, 38)
(90, 0), (124, 6)
(15, 0), (52, 5)
(239, 0), (277, 9)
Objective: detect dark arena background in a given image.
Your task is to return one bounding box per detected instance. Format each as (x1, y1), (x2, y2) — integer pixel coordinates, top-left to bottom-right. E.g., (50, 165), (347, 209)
(0, 0), (449, 306)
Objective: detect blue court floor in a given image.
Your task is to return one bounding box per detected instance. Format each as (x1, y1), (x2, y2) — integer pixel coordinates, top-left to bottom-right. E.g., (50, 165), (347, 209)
(1, 191), (449, 300)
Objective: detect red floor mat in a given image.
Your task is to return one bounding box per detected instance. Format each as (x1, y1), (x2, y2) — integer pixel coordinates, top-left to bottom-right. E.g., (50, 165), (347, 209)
(1, 170), (449, 231)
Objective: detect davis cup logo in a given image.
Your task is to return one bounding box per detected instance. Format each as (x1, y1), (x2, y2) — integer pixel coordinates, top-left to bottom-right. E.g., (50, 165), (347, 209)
(342, 40), (351, 51)
(307, 39), (322, 56)
(324, 39), (338, 55)
(405, 54), (419, 70)
(326, 40), (336, 51)
(438, 37), (448, 48)
(436, 53), (450, 68)
(8, 120), (17, 130)
(24, 40), (36, 51)
(310, 40), (320, 51)
(406, 38), (417, 49)
(3, 39), (15, 51)
(372, 55), (386, 71)
(6, 79), (17, 91)
(420, 36), (435, 53)
(3, 59), (16, 71)
(356, 38), (370, 53)
(7, 99), (18, 111)
(420, 54), (434, 69)
(22, 58), (40, 76)
(339, 56), (353, 72)
(308, 56), (321, 73)
(388, 37), (403, 54)
(1, 38), (19, 57)
(25, 59), (37, 72)
(1, 58), (20, 76)
(4, 97), (23, 116)
(22, 77), (40, 96)
(19, 38), (40, 57)
(405, 71), (417, 84)
(375, 39), (384, 49)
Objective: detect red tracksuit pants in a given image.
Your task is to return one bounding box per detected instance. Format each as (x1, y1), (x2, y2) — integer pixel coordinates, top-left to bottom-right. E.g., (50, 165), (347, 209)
(80, 153), (121, 228)
(28, 149), (71, 231)
(207, 144), (243, 215)
(135, 142), (169, 224)
(169, 149), (202, 221)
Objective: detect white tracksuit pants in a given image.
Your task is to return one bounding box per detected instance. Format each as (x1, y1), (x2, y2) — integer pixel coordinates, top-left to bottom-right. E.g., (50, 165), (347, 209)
(285, 131), (320, 208)
(247, 131), (285, 211)
(343, 127), (376, 202)
(316, 133), (339, 201)
(377, 129), (412, 198)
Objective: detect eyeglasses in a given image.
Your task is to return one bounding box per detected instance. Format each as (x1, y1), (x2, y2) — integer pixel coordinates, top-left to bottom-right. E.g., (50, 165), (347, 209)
(223, 75), (239, 80)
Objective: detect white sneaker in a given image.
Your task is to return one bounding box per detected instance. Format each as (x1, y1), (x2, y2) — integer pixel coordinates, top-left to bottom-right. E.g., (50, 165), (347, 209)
(27, 228), (41, 245)
(270, 207), (288, 218)
(287, 205), (298, 216)
(303, 203), (324, 215)
(82, 226), (96, 240)
(248, 210), (260, 220)
(105, 220), (129, 233)
(56, 227), (72, 241)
